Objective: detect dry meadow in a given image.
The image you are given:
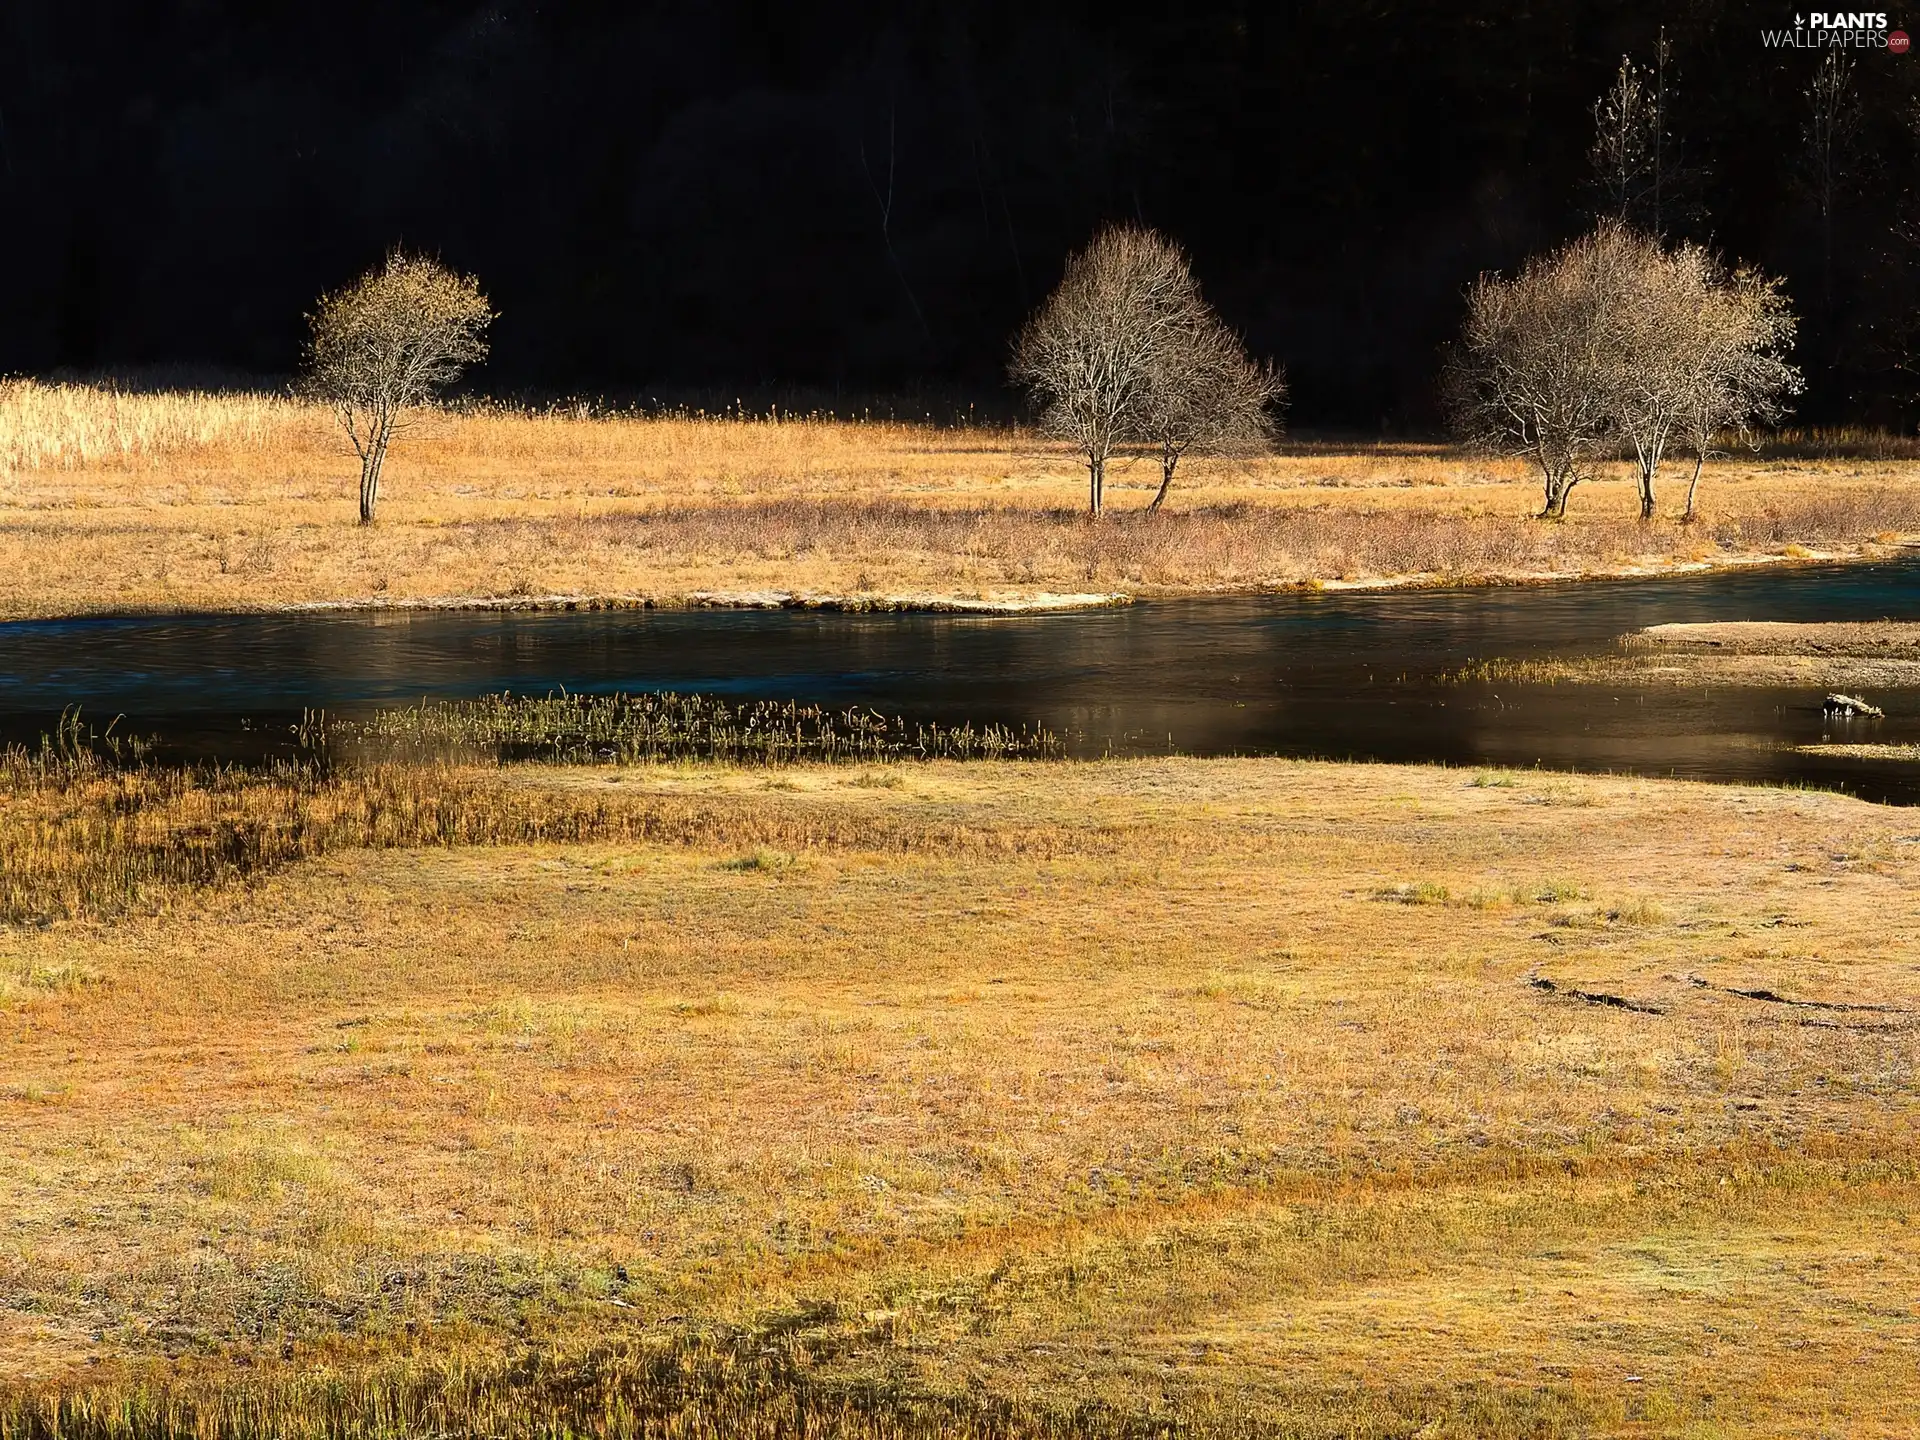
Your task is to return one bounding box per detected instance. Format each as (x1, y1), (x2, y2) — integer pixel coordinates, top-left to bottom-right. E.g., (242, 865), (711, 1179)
(5, 381), (1920, 1436)
(2, 755), (1918, 1436)
(3, 381), (1918, 619)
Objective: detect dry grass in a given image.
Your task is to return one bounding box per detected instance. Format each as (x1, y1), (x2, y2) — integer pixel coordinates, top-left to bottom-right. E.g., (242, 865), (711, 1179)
(3, 757), (1919, 1434)
(0, 382), (291, 475)
(1454, 621), (1920, 689)
(1, 382), (1917, 618)
(0, 748), (1070, 927)
(1453, 651), (1920, 689)
(1628, 620), (1920, 656)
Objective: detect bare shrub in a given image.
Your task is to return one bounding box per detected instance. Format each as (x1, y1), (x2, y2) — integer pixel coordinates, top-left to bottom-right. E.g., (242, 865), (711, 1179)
(1010, 226), (1205, 515)
(301, 252), (493, 525)
(516, 486), (1920, 595)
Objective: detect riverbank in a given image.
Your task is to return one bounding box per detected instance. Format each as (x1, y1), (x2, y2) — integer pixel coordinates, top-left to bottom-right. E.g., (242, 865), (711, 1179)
(4, 752), (1918, 1435)
(260, 588), (1134, 616)
(3, 388), (1918, 621)
(5, 491), (1912, 624)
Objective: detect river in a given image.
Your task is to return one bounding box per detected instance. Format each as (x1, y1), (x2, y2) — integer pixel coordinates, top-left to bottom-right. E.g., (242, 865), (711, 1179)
(3, 557), (1918, 799)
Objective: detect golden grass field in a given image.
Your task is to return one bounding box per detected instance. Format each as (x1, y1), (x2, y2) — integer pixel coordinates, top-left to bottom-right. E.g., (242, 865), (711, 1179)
(3, 753), (1919, 1436)
(3, 380), (1919, 619)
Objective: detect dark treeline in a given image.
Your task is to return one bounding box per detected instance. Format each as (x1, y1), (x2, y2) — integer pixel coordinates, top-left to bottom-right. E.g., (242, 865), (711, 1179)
(4, 0), (1918, 426)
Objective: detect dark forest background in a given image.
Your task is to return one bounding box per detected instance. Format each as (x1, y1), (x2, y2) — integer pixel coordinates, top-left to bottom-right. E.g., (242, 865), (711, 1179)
(5, 0), (1920, 427)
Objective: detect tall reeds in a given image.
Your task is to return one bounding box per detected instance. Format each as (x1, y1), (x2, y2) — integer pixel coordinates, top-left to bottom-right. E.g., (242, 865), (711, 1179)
(338, 692), (1057, 766)
(0, 381), (306, 474)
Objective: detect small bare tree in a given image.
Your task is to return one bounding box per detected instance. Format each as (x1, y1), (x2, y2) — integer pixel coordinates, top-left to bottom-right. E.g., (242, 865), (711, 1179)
(1141, 319), (1284, 511)
(1676, 269), (1801, 520)
(302, 252), (493, 525)
(1446, 226), (1642, 519)
(1801, 50), (1861, 308)
(1010, 225), (1205, 514)
(1590, 32), (1699, 238)
(1590, 56), (1657, 227)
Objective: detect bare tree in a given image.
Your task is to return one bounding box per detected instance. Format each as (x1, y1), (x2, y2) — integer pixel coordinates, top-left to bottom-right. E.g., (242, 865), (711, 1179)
(1802, 50), (1861, 308)
(302, 252), (493, 525)
(1010, 225), (1204, 514)
(1613, 241), (1800, 520)
(1141, 319), (1284, 511)
(858, 99), (932, 348)
(1590, 56), (1656, 227)
(1676, 269), (1801, 520)
(1451, 225), (1796, 522)
(1445, 226), (1643, 519)
(1610, 233), (1710, 520)
(1589, 33), (1701, 239)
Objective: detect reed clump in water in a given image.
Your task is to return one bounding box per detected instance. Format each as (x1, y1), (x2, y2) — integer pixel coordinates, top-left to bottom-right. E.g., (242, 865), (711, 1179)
(338, 691), (1059, 765)
(0, 701), (1064, 925)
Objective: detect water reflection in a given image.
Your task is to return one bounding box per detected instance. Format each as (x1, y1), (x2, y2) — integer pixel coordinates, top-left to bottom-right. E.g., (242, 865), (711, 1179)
(2, 557), (1918, 800)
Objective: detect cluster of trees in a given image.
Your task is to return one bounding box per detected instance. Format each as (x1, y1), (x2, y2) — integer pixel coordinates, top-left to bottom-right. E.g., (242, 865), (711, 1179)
(1430, 36), (1803, 522)
(315, 32), (1805, 531)
(1001, 217), (1799, 526)
(307, 222), (1794, 531)
(271, 26), (1819, 529)
(305, 230), (1287, 526)
(1445, 224), (1801, 521)
(1007, 227), (1283, 515)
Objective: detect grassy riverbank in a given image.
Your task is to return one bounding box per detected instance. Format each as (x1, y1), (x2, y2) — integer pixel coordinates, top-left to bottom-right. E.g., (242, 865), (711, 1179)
(1459, 620), (1920, 690)
(3, 750), (1918, 1435)
(2, 383), (1918, 619)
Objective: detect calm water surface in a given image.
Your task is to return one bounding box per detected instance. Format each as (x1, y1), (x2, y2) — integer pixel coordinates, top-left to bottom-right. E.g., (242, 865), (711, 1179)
(3, 557), (1919, 799)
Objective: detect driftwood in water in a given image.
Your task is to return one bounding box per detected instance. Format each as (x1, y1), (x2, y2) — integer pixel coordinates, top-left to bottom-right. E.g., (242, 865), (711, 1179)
(1823, 693), (1884, 717)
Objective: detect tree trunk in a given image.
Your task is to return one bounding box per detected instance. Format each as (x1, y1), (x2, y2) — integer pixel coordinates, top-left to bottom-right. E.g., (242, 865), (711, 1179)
(1087, 453), (1104, 516)
(1540, 471), (1575, 520)
(1682, 452), (1705, 521)
(359, 438), (388, 525)
(1147, 442), (1177, 512)
(1638, 463), (1656, 521)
